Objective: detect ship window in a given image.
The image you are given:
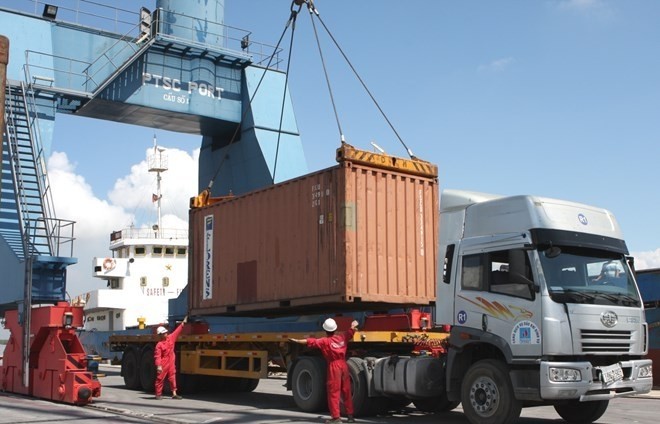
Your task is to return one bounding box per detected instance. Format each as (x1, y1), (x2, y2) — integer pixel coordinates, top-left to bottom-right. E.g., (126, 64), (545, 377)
(153, 246), (163, 256)
(110, 279), (120, 289)
(177, 247), (187, 256)
(164, 247), (174, 255)
(162, 277), (170, 287)
(135, 246), (146, 256)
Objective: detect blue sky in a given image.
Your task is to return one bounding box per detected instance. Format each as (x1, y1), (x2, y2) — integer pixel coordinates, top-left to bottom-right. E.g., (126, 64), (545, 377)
(2, 0), (660, 299)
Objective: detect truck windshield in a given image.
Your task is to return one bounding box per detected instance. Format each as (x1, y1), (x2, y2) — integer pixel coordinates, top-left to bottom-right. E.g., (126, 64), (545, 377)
(538, 247), (641, 307)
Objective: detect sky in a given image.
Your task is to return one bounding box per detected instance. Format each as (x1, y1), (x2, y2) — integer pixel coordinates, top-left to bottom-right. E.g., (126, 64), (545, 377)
(2, 0), (660, 301)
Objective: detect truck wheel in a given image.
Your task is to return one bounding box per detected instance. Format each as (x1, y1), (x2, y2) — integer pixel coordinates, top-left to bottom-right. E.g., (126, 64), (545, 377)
(461, 359), (521, 424)
(346, 357), (388, 417)
(139, 347), (156, 392)
(292, 356), (327, 412)
(121, 348), (141, 390)
(554, 400), (609, 423)
(413, 394), (460, 413)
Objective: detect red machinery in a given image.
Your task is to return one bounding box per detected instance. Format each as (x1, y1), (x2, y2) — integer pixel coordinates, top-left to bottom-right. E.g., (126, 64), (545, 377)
(0, 302), (101, 404)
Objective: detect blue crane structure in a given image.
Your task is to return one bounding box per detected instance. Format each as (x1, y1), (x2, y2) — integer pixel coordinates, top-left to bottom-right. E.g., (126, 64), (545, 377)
(0, 0), (307, 311)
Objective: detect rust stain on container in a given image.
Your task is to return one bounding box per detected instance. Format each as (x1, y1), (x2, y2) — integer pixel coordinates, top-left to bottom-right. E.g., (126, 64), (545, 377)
(189, 160), (438, 316)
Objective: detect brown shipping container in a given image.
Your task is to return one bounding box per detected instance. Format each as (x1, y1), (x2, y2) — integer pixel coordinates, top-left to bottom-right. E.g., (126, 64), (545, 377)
(189, 156), (438, 316)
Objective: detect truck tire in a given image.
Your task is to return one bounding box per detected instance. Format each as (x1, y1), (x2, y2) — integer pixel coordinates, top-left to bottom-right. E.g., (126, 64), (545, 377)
(413, 394), (459, 413)
(139, 347), (156, 392)
(121, 348), (141, 390)
(461, 359), (521, 424)
(346, 357), (388, 417)
(292, 356), (327, 412)
(554, 400), (609, 423)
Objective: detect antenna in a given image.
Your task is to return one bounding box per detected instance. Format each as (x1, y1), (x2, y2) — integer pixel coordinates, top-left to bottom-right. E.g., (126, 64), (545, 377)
(147, 135), (168, 237)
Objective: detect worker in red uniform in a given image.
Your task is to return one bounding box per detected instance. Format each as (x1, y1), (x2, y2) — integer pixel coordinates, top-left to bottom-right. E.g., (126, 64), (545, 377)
(290, 318), (358, 424)
(153, 315), (187, 400)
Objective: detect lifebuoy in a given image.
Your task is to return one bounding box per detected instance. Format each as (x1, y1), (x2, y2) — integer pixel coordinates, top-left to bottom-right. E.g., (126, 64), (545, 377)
(102, 257), (116, 271)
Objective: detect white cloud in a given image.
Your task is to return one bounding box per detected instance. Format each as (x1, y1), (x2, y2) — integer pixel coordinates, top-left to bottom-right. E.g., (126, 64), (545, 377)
(478, 57), (515, 73)
(631, 248), (660, 271)
(48, 148), (198, 298)
(109, 147), (199, 224)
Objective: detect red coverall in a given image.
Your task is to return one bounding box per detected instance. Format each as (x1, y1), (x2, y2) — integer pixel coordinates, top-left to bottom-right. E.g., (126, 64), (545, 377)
(154, 322), (185, 396)
(307, 328), (356, 419)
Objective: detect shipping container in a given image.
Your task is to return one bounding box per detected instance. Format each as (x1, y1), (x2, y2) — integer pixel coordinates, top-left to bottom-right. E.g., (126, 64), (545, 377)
(188, 147), (439, 316)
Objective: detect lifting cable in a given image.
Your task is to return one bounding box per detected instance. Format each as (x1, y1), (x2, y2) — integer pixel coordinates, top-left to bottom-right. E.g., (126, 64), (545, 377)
(272, 1), (303, 184)
(205, 3), (301, 193)
(305, 1), (344, 144)
(305, 1), (416, 160)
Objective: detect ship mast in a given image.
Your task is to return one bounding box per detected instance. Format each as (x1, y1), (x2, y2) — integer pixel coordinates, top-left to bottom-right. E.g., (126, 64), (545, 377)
(148, 135), (168, 238)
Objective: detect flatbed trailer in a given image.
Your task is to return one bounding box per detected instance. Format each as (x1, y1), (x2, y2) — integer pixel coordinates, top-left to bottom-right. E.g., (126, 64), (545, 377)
(109, 312), (452, 416)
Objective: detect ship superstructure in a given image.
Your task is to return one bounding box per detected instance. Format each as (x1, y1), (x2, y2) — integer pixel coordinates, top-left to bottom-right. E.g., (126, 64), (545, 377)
(76, 140), (188, 332)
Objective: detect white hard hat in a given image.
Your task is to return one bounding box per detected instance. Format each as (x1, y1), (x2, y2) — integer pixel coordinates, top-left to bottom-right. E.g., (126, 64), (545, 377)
(157, 326), (168, 335)
(322, 318), (338, 332)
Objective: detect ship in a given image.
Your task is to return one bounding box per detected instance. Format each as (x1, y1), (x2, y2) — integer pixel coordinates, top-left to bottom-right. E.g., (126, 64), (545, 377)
(636, 268), (660, 387)
(75, 138), (189, 362)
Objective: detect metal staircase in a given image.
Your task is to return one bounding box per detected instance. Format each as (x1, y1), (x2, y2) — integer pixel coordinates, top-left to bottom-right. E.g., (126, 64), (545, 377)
(1, 80), (75, 303)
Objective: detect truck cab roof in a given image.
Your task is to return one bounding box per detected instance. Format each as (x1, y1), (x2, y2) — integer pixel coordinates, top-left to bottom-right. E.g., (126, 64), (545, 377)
(441, 189), (625, 242)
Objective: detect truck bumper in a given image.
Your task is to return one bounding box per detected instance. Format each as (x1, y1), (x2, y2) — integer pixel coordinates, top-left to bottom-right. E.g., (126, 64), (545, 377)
(540, 359), (653, 401)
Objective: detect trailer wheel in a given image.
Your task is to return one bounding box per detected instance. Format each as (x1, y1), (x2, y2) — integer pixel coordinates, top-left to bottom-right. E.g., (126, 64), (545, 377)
(413, 395), (459, 413)
(346, 357), (388, 417)
(139, 347), (156, 392)
(121, 348), (141, 390)
(554, 400), (609, 424)
(461, 359), (521, 424)
(292, 356), (327, 412)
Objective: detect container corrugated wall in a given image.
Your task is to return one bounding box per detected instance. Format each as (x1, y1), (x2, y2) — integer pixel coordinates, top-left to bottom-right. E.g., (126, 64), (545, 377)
(189, 161), (438, 316)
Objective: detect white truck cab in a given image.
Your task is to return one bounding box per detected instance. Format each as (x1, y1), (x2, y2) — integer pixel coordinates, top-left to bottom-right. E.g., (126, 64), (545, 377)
(437, 190), (653, 424)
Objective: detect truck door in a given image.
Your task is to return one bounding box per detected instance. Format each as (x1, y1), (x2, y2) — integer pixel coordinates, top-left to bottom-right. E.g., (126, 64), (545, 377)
(454, 246), (543, 358)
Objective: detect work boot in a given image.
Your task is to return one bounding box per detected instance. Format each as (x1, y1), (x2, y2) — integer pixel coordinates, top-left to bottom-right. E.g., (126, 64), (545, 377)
(347, 416), (356, 423)
(172, 394), (183, 399)
(154, 395), (162, 400)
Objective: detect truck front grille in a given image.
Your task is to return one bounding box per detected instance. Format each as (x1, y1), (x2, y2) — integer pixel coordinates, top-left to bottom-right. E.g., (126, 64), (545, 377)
(580, 329), (631, 354)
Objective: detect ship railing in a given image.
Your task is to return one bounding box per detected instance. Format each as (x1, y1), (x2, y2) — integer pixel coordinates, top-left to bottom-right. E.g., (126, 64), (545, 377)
(110, 228), (188, 242)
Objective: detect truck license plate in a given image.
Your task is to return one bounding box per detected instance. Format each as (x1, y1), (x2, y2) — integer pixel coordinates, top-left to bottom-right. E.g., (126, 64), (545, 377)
(599, 363), (624, 385)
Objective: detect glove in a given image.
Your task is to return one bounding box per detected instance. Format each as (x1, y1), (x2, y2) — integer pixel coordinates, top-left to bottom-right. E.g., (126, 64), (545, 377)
(156, 365), (162, 374)
(183, 315), (188, 324)
(351, 320), (359, 330)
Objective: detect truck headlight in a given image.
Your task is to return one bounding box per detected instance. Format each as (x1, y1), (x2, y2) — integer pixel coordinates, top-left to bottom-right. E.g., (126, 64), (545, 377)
(549, 367), (582, 382)
(638, 364), (653, 378)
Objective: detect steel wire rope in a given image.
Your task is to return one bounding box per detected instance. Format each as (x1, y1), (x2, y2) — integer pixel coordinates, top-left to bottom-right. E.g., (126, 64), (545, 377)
(205, 4), (301, 192)
(305, 1), (345, 144)
(307, 3), (416, 159)
(272, 4), (301, 184)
